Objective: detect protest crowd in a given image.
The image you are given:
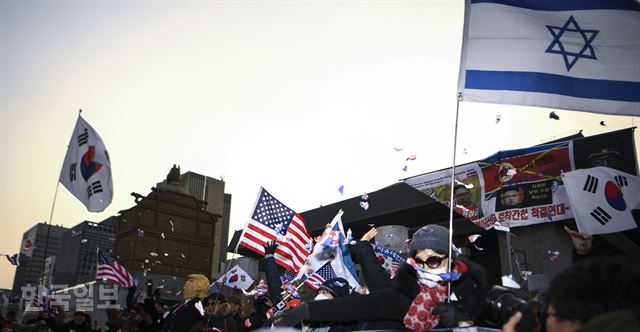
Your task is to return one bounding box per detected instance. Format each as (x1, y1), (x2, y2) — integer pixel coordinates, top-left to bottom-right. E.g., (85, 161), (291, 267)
(2, 1), (640, 332)
(2, 220), (638, 332)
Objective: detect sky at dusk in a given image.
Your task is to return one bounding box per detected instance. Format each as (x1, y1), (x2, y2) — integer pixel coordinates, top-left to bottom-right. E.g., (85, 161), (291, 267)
(1, 0), (638, 289)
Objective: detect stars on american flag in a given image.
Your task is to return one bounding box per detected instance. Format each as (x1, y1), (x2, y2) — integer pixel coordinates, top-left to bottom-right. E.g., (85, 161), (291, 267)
(252, 192), (296, 236)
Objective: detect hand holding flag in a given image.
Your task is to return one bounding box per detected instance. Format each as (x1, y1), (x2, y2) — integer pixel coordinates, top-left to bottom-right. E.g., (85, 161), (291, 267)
(237, 188), (312, 272)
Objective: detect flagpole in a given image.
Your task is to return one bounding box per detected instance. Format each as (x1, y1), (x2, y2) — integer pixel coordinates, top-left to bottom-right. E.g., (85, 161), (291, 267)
(445, 95), (462, 300)
(40, 110), (81, 287)
(40, 181), (61, 288)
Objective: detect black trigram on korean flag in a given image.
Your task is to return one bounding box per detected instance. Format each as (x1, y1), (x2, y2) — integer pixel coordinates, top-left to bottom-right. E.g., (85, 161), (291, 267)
(590, 206), (612, 226)
(582, 175), (599, 194)
(69, 163), (77, 182)
(614, 175), (628, 188)
(87, 181), (104, 197)
(77, 128), (89, 147)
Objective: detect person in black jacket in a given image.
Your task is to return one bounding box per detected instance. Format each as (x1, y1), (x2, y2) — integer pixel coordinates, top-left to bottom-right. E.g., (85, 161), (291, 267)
(163, 274), (209, 332)
(46, 311), (91, 332)
(274, 224), (490, 331)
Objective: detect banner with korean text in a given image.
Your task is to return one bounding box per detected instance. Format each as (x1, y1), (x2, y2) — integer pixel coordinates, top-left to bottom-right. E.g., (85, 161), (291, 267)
(405, 128), (636, 229)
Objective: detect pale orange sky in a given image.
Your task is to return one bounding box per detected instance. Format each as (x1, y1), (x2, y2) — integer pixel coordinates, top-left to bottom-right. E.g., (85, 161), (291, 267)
(1, 0), (638, 289)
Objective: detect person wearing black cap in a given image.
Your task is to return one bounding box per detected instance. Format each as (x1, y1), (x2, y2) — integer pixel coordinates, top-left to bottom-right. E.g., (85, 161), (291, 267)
(315, 278), (350, 301)
(275, 224), (489, 331)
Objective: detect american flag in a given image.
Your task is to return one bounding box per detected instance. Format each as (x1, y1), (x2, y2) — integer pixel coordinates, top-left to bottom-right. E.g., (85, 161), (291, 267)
(303, 262), (337, 291)
(96, 250), (134, 287)
(256, 279), (269, 295)
(238, 188), (312, 272)
(30, 285), (50, 310)
(374, 244), (405, 278)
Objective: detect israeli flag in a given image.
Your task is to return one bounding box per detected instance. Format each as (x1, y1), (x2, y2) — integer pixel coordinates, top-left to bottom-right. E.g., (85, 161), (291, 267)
(458, 0), (640, 116)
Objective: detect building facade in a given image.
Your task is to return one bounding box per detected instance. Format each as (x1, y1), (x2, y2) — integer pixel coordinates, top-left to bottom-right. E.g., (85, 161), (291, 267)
(54, 217), (118, 286)
(11, 223), (67, 293)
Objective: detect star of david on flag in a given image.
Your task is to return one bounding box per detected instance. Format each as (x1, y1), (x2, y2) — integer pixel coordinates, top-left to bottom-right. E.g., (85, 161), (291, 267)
(458, 0), (640, 116)
(545, 15), (598, 71)
(237, 187), (312, 272)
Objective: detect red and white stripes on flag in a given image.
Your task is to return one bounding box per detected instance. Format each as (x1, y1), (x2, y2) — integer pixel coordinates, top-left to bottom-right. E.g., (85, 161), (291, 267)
(96, 250), (134, 288)
(238, 187), (312, 272)
(304, 273), (325, 291)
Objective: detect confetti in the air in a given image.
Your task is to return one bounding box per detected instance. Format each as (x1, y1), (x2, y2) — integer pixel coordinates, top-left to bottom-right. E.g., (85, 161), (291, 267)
(161, 233), (165, 239)
(406, 155), (416, 161)
(473, 244), (484, 251)
(150, 252), (158, 257)
(137, 229), (144, 237)
(144, 259), (150, 264)
(164, 253), (169, 257)
(170, 220), (175, 232)
(80, 239), (88, 244)
(547, 250), (560, 261)
(402, 165), (408, 172)
(180, 253), (186, 258)
(600, 121), (606, 126)
(501, 275), (521, 289)
(393, 147), (403, 152)
(493, 224), (510, 232)
(463, 148), (468, 155)
(521, 271), (533, 281)
(361, 193), (369, 201)
(338, 185), (345, 195)
(360, 201), (369, 211)
(549, 111), (560, 120)
(496, 114), (501, 123)
(468, 234), (481, 243)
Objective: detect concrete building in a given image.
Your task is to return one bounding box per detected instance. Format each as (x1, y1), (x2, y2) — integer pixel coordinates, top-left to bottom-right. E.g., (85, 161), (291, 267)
(54, 217), (119, 287)
(11, 223), (67, 293)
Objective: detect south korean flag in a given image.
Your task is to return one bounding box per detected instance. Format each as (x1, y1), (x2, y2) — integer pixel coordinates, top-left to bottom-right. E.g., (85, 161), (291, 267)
(59, 114), (113, 212)
(562, 167), (640, 235)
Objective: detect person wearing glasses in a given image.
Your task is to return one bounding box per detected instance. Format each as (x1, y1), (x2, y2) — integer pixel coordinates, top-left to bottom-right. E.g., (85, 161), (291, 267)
(274, 224), (489, 331)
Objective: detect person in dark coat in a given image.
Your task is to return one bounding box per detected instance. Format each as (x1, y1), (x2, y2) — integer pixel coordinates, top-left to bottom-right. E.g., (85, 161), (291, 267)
(190, 294), (238, 332)
(163, 274), (209, 332)
(275, 224), (490, 331)
(261, 241), (284, 305)
(46, 311), (91, 332)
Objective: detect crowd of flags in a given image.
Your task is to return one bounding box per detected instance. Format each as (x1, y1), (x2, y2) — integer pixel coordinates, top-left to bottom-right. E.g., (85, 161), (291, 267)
(4, 0), (639, 312)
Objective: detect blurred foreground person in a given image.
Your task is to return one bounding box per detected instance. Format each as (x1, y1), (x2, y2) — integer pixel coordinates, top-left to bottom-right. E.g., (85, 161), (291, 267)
(502, 255), (640, 332)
